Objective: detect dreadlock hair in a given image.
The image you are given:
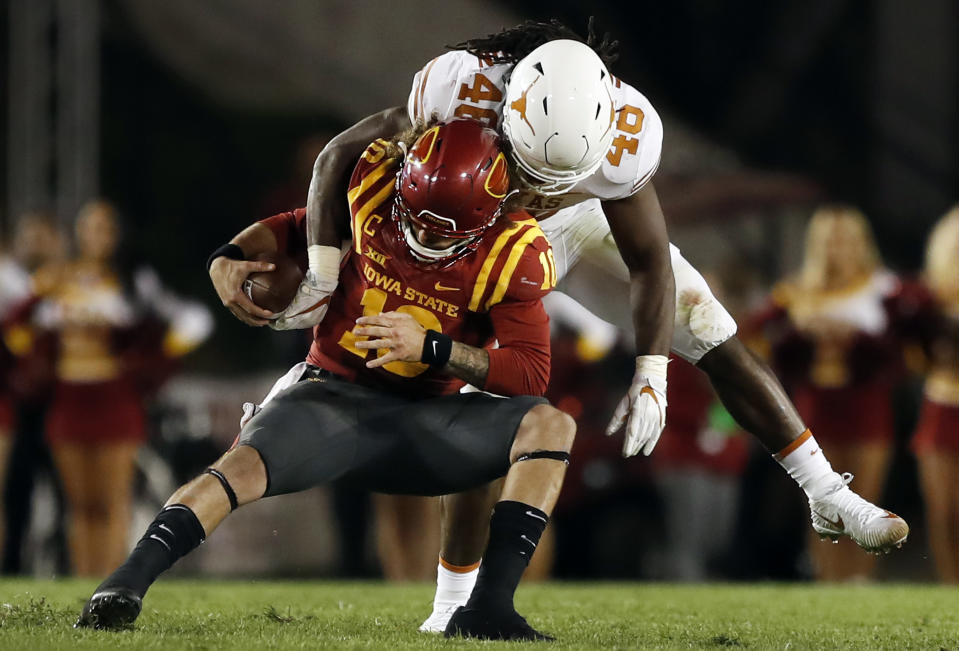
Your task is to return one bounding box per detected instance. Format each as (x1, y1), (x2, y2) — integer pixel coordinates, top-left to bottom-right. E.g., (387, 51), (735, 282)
(449, 16), (619, 69)
(382, 115), (438, 160)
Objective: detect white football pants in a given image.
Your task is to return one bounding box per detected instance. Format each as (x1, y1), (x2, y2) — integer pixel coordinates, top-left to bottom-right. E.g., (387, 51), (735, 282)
(539, 199), (737, 363)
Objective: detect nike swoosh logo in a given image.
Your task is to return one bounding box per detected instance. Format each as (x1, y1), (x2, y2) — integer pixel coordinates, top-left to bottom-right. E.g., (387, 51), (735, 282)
(882, 511), (901, 519)
(434, 282), (460, 292)
(813, 510), (844, 530)
(432, 340), (438, 355)
(810, 448), (819, 456)
(149, 534), (172, 551)
(525, 510), (548, 524)
(520, 534), (537, 549)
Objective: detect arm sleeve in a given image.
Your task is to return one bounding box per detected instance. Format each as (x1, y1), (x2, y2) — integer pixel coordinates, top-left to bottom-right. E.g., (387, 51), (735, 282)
(258, 208), (308, 258)
(485, 297), (551, 397)
(483, 237), (554, 396)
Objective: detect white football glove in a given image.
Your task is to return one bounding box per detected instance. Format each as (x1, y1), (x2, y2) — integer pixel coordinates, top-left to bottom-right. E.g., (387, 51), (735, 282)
(605, 354), (669, 457)
(270, 245), (340, 331)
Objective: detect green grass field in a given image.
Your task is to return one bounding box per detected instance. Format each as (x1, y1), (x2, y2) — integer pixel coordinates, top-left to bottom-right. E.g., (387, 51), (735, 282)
(0, 579), (956, 650)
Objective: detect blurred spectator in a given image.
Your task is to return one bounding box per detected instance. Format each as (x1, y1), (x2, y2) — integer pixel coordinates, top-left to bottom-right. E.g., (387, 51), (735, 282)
(1, 212), (66, 572)
(651, 270), (751, 581)
(651, 356), (748, 580)
(0, 224), (38, 559)
(910, 205), (959, 583)
(6, 200), (212, 576)
(750, 205), (904, 581)
(542, 295), (636, 579)
(373, 494), (440, 582)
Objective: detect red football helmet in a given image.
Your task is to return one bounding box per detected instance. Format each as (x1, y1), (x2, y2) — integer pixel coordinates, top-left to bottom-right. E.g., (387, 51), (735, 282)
(393, 119), (511, 266)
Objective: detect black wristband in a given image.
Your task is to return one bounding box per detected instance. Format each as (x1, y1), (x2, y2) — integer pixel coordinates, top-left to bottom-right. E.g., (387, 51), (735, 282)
(206, 243), (244, 271)
(421, 330), (453, 367)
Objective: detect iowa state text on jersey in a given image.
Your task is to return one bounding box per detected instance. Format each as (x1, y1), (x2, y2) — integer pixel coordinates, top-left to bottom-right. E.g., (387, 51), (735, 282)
(307, 140), (556, 398)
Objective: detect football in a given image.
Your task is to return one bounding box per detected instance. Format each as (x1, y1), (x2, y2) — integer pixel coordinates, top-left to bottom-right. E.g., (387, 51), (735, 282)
(243, 251), (303, 313)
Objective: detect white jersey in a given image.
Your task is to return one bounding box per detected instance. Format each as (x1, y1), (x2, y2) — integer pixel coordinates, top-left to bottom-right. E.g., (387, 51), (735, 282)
(407, 50), (663, 220)
(408, 49), (738, 364)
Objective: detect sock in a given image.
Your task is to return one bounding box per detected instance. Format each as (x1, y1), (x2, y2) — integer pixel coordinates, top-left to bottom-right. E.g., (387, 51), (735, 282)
(432, 558), (480, 610)
(98, 504), (205, 598)
(465, 501), (547, 610)
(773, 429), (838, 500)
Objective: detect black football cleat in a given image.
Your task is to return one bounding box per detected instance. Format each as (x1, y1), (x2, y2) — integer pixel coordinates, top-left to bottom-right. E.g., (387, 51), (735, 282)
(75, 586), (142, 630)
(444, 605), (554, 641)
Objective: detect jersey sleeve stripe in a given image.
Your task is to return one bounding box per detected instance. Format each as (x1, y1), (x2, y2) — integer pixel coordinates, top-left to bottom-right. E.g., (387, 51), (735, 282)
(348, 158), (393, 206)
(352, 181), (395, 253)
(484, 224), (548, 311)
(468, 218), (536, 312)
(631, 156), (660, 193)
(416, 57), (440, 122)
(359, 139), (388, 165)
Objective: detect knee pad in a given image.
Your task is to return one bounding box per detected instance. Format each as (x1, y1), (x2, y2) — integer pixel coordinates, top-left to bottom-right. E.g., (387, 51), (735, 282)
(203, 468), (238, 511)
(670, 245), (738, 363)
(513, 450), (571, 466)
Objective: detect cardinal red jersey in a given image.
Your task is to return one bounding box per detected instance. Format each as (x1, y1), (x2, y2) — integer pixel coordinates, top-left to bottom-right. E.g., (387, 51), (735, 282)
(259, 139), (556, 399)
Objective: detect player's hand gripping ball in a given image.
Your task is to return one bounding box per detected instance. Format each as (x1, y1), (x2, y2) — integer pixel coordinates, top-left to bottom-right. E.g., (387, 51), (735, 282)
(243, 252), (304, 313)
(210, 253), (280, 326)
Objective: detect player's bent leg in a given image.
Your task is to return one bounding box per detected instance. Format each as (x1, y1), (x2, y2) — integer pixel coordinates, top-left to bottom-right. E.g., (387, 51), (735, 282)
(445, 405), (575, 642)
(76, 445), (268, 630)
(667, 244), (909, 554)
(701, 340), (910, 552)
(373, 494), (440, 581)
(773, 431), (908, 554)
(420, 481), (501, 633)
(501, 404), (576, 510)
(167, 444), (267, 530)
(696, 337), (805, 451)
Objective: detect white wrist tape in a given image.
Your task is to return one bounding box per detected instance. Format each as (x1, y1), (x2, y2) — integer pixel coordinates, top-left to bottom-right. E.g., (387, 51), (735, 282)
(307, 244), (341, 279)
(635, 354), (669, 380)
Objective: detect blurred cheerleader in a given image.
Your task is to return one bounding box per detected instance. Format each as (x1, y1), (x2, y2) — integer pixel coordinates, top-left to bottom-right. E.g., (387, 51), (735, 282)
(11, 200), (212, 576)
(911, 205), (959, 583)
(752, 205), (902, 581)
(0, 212), (65, 562)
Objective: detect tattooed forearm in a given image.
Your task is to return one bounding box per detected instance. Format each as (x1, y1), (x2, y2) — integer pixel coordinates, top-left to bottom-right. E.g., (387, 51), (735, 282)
(444, 342), (489, 388)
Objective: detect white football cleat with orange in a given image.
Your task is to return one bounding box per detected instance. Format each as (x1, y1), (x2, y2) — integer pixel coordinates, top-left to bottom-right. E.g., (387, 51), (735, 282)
(808, 472), (909, 553)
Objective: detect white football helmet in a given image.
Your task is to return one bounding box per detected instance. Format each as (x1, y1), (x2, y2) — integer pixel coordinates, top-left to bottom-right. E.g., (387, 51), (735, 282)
(502, 39), (616, 195)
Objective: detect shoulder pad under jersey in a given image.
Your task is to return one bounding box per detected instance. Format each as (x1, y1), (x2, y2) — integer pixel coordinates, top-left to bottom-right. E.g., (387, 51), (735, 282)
(580, 77), (664, 201)
(466, 215), (555, 312)
(348, 140), (399, 252)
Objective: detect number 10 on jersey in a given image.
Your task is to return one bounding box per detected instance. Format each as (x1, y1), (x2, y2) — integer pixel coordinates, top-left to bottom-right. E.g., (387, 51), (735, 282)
(338, 288), (443, 377)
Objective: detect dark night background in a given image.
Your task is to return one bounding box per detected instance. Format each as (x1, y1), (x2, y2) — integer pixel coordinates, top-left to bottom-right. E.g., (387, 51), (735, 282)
(5, 1), (955, 370)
